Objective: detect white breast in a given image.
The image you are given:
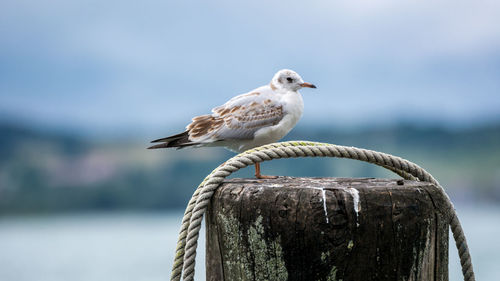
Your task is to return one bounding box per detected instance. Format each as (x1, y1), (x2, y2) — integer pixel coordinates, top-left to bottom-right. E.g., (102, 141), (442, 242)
(251, 91), (304, 146)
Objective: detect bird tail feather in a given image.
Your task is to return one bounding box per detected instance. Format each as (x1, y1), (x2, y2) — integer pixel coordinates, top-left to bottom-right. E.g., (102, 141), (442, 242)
(147, 131), (200, 149)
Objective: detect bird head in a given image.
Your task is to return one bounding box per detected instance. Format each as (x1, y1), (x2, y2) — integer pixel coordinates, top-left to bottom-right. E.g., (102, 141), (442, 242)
(270, 69), (316, 92)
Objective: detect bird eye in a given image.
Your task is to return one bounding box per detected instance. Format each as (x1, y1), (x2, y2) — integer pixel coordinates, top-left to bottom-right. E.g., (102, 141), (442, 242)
(286, 77), (293, 83)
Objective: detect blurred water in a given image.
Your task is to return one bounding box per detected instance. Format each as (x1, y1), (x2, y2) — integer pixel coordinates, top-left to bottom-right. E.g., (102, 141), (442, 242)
(0, 206), (498, 281)
(0, 212), (206, 281)
(448, 205), (500, 281)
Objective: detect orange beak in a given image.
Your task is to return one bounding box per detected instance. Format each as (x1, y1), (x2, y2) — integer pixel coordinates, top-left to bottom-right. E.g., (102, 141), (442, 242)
(300, 82), (317, 88)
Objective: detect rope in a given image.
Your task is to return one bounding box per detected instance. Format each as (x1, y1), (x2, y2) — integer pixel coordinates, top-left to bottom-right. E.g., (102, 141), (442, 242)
(169, 141), (475, 281)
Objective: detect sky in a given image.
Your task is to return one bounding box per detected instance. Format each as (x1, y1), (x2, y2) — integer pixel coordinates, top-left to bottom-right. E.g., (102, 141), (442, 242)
(1, 0), (500, 137)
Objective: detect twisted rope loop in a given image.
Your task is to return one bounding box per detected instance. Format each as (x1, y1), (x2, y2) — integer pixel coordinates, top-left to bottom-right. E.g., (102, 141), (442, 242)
(170, 141), (475, 281)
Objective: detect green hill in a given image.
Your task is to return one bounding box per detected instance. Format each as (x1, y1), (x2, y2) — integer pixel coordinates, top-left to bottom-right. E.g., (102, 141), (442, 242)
(1, 123), (499, 214)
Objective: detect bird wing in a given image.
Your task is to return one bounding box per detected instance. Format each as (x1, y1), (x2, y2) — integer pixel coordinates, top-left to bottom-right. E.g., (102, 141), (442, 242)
(186, 86), (284, 143)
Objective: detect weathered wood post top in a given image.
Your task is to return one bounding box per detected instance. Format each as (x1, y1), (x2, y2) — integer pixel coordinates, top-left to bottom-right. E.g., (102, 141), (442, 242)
(206, 177), (449, 281)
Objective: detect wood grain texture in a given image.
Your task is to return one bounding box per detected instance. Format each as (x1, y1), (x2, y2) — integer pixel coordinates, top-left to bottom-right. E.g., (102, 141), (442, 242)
(206, 177), (449, 281)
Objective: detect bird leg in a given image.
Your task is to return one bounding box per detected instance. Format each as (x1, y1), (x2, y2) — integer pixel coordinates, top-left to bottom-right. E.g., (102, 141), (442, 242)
(254, 162), (278, 179)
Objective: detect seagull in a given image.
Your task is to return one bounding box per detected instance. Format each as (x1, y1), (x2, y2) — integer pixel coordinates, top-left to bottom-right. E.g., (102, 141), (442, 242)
(148, 69), (316, 179)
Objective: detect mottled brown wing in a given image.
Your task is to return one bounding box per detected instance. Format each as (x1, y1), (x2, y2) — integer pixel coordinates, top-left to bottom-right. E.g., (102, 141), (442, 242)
(187, 87), (284, 142)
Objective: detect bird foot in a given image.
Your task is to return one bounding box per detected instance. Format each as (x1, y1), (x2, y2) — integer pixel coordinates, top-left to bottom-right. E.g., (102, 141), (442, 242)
(255, 174), (278, 179)
(254, 162), (278, 179)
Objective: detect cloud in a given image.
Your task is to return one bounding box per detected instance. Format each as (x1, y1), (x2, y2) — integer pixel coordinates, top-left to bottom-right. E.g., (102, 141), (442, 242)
(1, 0), (500, 134)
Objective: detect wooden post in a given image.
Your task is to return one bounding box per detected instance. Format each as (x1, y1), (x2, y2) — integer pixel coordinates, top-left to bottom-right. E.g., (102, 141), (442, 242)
(206, 177), (449, 281)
